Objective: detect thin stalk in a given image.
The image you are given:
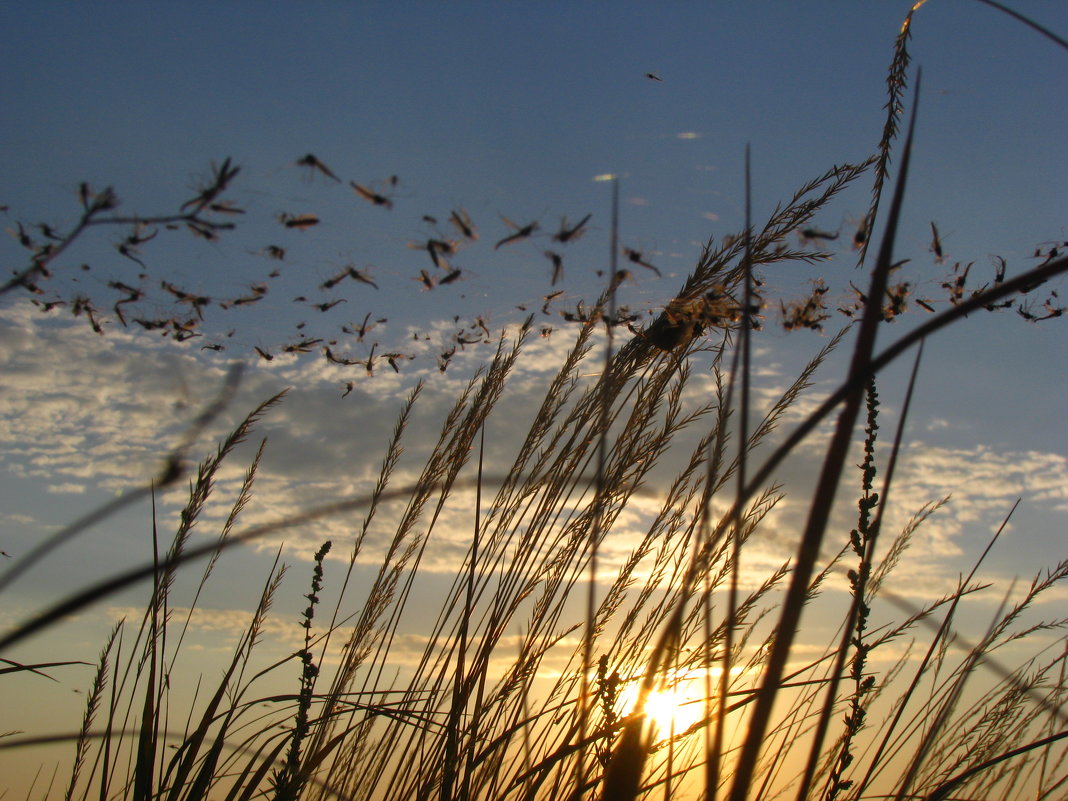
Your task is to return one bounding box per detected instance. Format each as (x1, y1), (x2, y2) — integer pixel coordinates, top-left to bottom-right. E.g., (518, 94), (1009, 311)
(728, 70), (924, 801)
(576, 176), (620, 800)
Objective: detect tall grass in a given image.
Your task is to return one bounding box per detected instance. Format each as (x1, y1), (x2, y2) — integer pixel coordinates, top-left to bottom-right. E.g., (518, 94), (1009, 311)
(3, 5), (1068, 801)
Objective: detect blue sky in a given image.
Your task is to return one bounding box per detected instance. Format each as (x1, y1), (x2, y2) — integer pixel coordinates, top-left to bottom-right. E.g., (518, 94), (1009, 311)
(1, 2), (1067, 794)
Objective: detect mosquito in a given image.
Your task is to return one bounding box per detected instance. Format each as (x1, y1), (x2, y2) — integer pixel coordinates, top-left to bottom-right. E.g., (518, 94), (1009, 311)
(438, 345), (456, 372)
(410, 237), (458, 270)
(552, 213), (592, 244)
(321, 265), (377, 291)
(31, 299), (65, 312)
(342, 312), (385, 341)
(324, 346), (362, 366)
(283, 338), (323, 354)
(279, 213), (319, 230)
(351, 180), (395, 209)
(220, 283), (268, 309)
(260, 245), (286, 261)
(414, 269), (436, 290)
(929, 222), (945, 263)
(544, 250), (564, 285)
(623, 247), (662, 277)
(798, 227), (839, 244)
(449, 208), (478, 240)
(495, 216), (539, 249)
(161, 281), (211, 319)
(439, 267), (463, 285)
(383, 352), (412, 372)
(314, 299), (346, 312)
(208, 200), (245, 215)
(108, 281), (143, 325)
(296, 153), (341, 182)
(542, 290), (564, 315)
(361, 343), (378, 376)
(852, 217), (870, 250)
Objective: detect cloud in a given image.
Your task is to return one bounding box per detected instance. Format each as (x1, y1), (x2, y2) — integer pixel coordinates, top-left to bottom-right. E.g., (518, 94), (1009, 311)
(3, 301), (1067, 627)
(46, 482), (85, 494)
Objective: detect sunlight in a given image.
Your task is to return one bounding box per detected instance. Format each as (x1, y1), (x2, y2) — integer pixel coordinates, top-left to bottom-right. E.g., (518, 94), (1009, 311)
(644, 686), (704, 735)
(617, 675), (708, 739)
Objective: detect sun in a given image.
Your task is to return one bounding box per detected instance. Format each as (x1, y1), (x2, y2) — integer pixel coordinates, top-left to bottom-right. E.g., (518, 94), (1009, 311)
(644, 686), (704, 735)
(618, 679), (706, 738)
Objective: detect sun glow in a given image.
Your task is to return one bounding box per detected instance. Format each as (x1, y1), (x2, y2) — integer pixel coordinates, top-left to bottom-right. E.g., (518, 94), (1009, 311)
(617, 676), (708, 738)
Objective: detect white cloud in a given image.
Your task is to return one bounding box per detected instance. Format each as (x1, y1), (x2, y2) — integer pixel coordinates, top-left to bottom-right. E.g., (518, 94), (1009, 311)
(3, 301), (1067, 647)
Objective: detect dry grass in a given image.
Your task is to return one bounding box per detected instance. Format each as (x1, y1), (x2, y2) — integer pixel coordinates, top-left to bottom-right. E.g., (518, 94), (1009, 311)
(3, 5), (1068, 801)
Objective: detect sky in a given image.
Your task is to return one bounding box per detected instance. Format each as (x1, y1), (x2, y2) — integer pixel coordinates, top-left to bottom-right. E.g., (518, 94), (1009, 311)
(1, 1), (1067, 796)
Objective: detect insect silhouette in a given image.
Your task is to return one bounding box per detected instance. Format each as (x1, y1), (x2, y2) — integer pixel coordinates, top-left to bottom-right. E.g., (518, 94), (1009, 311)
(798, 227), (839, 244)
(542, 290), (564, 315)
(220, 283), (268, 309)
(623, 247), (662, 277)
(9, 221), (34, 249)
(108, 283), (144, 325)
(134, 317), (170, 331)
(645, 72), (663, 82)
(254, 346), (274, 361)
(438, 345), (456, 372)
(72, 295), (104, 334)
(283, 337), (323, 354)
(321, 265), (379, 291)
(36, 223), (61, 241)
(342, 313), (386, 341)
(439, 268), (463, 285)
(208, 200), (244, 215)
(351, 180), (395, 209)
(852, 217), (869, 250)
(170, 318), (201, 342)
(930, 222), (945, 263)
(321, 267), (352, 290)
(383, 352), (412, 373)
(939, 261), (972, 305)
(552, 213), (592, 244)
(360, 342), (378, 375)
(544, 251), (564, 285)
(495, 216), (539, 249)
(296, 153), (341, 182)
(1032, 241), (1067, 266)
(314, 299), (347, 312)
(349, 267), (378, 289)
(179, 157), (239, 213)
(449, 208), (478, 240)
(31, 299), (66, 312)
(280, 213), (320, 230)
(161, 281), (211, 319)
(410, 238), (458, 270)
(116, 226), (158, 268)
(324, 346), (362, 366)
(259, 245), (286, 261)
(414, 269), (436, 290)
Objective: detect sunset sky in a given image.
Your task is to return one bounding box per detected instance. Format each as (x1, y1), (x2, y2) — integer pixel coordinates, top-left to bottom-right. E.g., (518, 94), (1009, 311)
(1, 2), (1066, 794)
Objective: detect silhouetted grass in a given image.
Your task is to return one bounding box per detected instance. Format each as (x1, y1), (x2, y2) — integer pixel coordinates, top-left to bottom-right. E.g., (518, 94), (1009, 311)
(3, 5), (1068, 801)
